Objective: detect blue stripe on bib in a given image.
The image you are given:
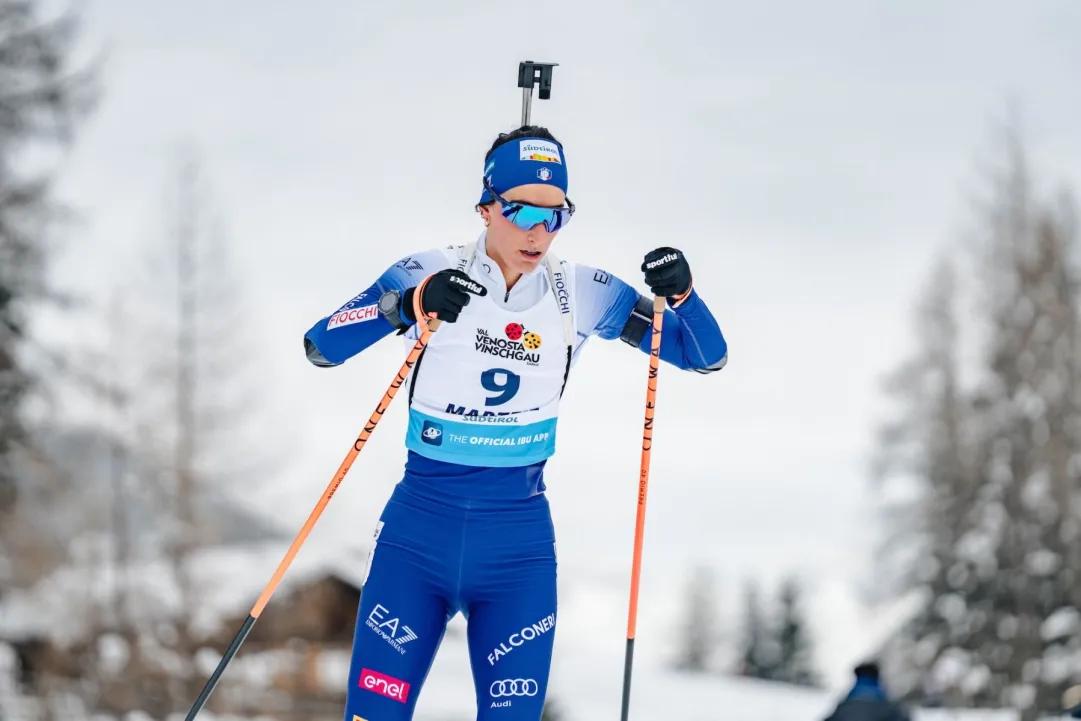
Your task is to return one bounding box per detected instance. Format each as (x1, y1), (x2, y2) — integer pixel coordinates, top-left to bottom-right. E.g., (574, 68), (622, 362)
(405, 409), (558, 467)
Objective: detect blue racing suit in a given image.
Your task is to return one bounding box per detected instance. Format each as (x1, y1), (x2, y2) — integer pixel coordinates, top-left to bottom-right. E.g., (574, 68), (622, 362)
(303, 235), (727, 720)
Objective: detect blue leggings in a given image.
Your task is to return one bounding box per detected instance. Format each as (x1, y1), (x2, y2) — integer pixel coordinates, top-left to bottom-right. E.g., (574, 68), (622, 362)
(343, 482), (558, 720)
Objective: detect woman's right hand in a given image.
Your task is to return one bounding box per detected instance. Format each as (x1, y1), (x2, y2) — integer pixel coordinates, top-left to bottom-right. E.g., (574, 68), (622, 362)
(402, 269), (487, 324)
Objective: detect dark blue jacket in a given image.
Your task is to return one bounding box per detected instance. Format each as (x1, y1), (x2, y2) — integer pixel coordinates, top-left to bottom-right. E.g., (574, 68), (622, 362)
(823, 678), (911, 721)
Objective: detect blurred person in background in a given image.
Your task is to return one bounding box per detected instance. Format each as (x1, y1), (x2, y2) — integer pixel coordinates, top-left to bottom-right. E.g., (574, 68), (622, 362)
(822, 661), (911, 721)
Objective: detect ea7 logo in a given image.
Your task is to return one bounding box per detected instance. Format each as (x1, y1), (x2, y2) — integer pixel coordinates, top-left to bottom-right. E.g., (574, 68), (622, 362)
(367, 604), (418, 654)
(395, 257), (423, 273)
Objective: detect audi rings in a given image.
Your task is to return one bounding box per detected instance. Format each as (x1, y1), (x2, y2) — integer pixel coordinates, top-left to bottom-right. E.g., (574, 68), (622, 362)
(490, 679), (539, 697)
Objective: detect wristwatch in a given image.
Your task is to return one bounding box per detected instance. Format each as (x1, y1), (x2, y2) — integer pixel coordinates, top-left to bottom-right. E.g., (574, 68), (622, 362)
(377, 289), (409, 331)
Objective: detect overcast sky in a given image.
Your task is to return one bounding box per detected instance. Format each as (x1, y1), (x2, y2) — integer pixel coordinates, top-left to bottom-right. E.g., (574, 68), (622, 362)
(36, 0), (1081, 691)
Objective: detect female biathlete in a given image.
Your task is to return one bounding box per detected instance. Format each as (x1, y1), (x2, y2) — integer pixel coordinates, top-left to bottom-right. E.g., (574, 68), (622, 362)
(303, 125), (728, 721)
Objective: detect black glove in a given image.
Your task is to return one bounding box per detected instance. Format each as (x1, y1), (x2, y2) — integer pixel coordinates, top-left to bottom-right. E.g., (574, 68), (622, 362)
(641, 247), (692, 299)
(401, 269), (487, 324)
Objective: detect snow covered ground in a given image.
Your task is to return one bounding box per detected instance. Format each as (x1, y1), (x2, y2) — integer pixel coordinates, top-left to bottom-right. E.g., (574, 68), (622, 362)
(0, 541), (1047, 721)
(403, 624), (1024, 721)
(0, 630), (1038, 721)
(297, 617), (1024, 721)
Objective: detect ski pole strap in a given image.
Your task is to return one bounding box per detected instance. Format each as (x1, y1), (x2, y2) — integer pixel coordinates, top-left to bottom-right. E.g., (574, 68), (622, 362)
(412, 273), (440, 331)
(669, 278), (693, 308)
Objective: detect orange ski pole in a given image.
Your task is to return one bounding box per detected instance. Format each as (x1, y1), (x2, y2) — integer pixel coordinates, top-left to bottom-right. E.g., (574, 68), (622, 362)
(620, 295), (665, 721)
(185, 280), (440, 720)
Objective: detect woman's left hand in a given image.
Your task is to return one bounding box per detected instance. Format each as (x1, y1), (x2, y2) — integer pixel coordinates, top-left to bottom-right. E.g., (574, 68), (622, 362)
(641, 247), (692, 300)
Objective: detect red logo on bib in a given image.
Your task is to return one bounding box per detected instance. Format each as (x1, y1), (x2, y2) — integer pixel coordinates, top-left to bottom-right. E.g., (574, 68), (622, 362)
(504, 322), (540, 350)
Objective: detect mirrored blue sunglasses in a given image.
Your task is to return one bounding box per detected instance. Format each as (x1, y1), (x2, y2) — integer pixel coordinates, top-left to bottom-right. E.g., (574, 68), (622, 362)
(482, 177), (575, 232)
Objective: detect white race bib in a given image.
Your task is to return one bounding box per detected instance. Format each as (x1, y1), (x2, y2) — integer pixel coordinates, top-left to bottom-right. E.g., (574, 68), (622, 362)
(404, 244), (574, 467)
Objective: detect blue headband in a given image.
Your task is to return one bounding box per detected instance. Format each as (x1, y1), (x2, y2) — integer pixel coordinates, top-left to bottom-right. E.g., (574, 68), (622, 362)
(478, 136), (569, 205)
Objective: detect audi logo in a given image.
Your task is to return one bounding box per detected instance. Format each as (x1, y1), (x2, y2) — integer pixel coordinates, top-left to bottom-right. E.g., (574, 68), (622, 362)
(490, 679), (538, 697)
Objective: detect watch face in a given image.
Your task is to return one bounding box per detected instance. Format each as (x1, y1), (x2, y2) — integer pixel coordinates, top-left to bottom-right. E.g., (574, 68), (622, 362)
(379, 290), (399, 313)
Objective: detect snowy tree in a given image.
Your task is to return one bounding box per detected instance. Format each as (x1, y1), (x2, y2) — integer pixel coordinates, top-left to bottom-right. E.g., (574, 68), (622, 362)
(736, 579), (780, 681)
(673, 564), (721, 673)
(874, 116), (1081, 720)
(970, 124), (1081, 719)
(11, 149), (289, 716)
(874, 257), (975, 593)
(773, 576), (821, 687)
(0, 0), (97, 595)
(98, 149), (282, 711)
(872, 256), (986, 705)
